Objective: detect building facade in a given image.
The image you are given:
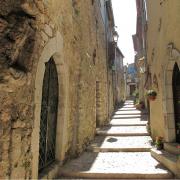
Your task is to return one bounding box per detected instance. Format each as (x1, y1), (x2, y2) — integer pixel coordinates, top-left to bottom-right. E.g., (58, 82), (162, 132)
(132, 0), (148, 103)
(146, 0), (180, 144)
(113, 47), (125, 107)
(0, 0), (121, 179)
(145, 0), (180, 176)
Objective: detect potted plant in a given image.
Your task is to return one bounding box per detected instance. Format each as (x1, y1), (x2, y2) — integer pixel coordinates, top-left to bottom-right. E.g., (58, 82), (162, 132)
(155, 136), (163, 150)
(135, 101), (145, 110)
(147, 90), (157, 101)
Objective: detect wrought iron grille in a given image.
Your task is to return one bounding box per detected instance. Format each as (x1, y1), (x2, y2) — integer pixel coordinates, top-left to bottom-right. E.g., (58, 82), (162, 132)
(38, 57), (59, 172)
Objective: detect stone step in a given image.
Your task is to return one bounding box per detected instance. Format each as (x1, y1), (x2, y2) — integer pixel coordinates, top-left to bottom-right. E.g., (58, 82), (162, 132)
(118, 109), (138, 112)
(164, 143), (180, 155)
(112, 114), (142, 119)
(151, 148), (180, 178)
(122, 106), (135, 109)
(96, 126), (149, 136)
(87, 136), (152, 152)
(59, 152), (173, 179)
(109, 123), (147, 127)
(118, 107), (137, 110)
(110, 118), (148, 126)
(114, 111), (147, 115)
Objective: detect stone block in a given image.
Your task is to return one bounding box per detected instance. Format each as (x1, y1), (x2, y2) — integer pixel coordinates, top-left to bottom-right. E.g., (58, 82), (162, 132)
(41, 31), (49, 42)
(177, 157), (180, 173)
(166, 99), (174, 114)
(166, 129), (176, 142)
(2, 141), (10, 151)
(164, 143), (180, 155)
(0, 18), (8, 33)
(44, 24), (53, 37)
(167, 113), (175, 129)
(165, 70), (173, 85)
(21, 3), (39, 17)
(11, 130), (21, 148)
(11, 147), (22, 165)
(10, 166), (26, 179)
(166, 85), (173, 99)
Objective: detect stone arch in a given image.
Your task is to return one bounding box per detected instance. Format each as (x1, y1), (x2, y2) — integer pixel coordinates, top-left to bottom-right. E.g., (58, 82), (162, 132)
(31, 32), (69, 178)
(163, 43), (180, 142)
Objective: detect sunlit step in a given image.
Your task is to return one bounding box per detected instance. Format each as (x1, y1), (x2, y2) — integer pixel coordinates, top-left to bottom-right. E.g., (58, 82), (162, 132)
(96, 126), (149, 136)
(110, 118), (148, 126)
(112, 114), (142, 119)
(87, 136), (152, 152)
(59, 152), (173, 179)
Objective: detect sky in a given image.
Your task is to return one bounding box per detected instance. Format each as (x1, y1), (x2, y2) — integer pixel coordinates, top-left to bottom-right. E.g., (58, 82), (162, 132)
(112, 0), (137, 65)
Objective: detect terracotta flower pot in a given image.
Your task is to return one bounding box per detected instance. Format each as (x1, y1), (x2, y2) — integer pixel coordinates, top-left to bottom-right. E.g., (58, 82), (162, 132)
(148, 95), (156, 101)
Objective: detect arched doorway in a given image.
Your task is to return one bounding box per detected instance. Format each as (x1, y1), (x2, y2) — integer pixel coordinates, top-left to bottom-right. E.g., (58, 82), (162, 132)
(38, 57), (59, 172)
(172, 63), (180, 143)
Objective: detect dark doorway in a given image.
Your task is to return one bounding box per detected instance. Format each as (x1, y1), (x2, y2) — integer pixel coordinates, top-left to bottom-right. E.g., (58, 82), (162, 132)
(130, 84), (136, 95)
(172, 63), (180, 143)
(38, 57), (59, 172)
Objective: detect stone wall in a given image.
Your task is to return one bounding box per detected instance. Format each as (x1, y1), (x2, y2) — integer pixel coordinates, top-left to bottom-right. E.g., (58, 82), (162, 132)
(0, 0), (113, 179)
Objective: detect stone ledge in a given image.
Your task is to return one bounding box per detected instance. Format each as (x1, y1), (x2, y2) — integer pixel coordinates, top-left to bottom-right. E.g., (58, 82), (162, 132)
(164, 143), (180, 155)
(87, 146), (151, 153)
(151, 148), (179, 178)
(39, 161), (60, 179)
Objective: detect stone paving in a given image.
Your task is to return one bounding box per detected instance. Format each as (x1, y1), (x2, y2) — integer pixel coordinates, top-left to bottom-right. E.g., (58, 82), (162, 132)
(87, 136), (152, 152)
(59, 100), (173, 179)
(110, 118), (147, 126)
(96, 126), (149, 136)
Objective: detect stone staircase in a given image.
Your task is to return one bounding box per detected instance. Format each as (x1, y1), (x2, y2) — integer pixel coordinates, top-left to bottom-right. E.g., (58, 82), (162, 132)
(58, 100), (173, 179)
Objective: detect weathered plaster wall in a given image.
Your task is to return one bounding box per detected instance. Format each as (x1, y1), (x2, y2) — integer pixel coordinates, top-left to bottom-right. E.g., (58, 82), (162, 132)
(146, 0), (180, 141)
(0, 0), (112, 179)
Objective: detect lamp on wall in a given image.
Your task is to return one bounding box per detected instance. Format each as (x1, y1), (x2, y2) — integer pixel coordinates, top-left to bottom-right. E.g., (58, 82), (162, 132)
(138, 57), (146, 74)
(113, 30), (119, 43)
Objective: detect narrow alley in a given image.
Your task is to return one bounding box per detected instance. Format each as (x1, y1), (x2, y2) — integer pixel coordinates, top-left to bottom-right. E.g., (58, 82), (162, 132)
(0, 0), (180, 179)
(59, 100), (172, 179)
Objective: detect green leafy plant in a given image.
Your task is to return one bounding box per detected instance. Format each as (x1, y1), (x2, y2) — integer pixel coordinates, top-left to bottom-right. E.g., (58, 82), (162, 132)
(132, 91), (139, 97)
(147, 90), (157, 96)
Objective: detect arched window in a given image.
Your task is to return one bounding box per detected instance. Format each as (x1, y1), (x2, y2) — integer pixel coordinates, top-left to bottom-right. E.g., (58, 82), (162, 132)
(38, 57), (59, 172)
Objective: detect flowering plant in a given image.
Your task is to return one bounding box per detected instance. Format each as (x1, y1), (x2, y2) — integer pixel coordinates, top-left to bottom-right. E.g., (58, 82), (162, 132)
(155, 136), (163, 150)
